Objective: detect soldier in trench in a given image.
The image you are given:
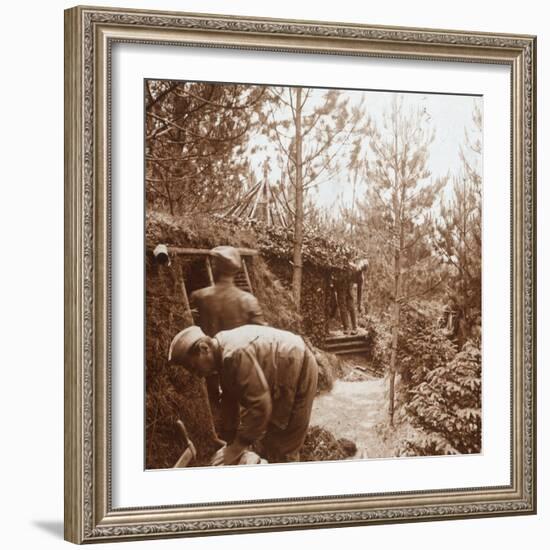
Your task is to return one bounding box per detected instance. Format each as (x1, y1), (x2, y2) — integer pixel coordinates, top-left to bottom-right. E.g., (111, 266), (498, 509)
(168, 324), (319, 465)
(189, 246), (267, 409)
(333, 258), (369, 335)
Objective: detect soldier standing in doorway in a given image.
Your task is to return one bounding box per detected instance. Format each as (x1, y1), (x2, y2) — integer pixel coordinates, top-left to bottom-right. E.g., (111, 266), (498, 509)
(333, 258), (369, 335)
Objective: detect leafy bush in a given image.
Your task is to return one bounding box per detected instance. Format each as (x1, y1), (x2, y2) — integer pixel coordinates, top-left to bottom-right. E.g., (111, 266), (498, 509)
(398, 341), (482, 456)
(397, 304), (457, 390)
(355, 304), (481, 458)
(357, 313), (391, 373)
(358, 304), (455, 381)
(223, 215), (362, 271)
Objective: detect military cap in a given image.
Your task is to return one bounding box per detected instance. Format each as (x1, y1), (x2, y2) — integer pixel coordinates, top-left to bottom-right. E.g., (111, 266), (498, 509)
(210, 245), (242, 274)
(168, 326), (206, 365)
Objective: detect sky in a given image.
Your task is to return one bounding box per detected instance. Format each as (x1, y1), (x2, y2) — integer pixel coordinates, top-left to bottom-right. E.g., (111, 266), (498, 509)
(245, 88), (482, 218)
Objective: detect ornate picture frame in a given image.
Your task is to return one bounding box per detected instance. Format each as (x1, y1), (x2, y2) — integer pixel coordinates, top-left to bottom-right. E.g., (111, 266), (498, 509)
(64, 5), (536, 544)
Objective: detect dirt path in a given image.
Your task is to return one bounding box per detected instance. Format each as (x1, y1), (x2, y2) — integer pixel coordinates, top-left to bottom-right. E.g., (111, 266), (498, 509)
(310, 378), (387, 459)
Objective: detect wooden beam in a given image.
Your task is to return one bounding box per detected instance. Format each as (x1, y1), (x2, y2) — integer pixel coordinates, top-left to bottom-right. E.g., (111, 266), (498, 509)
(241, 257), (253, 292)
(205, 257), (215, 286)
(180, 279), (194, 325)
(166, 246), (259, 257)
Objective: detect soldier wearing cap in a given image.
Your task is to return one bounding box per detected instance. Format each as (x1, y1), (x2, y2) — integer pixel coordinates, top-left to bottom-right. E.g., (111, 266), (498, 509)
(190, 246), (266, 337)
(189, 246), (267, 407)
(168, 324), (319, 465)
(333, 257), (369, 335)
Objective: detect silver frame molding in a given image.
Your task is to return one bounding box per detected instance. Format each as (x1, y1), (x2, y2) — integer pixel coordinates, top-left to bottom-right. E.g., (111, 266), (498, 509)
(64, 5), (537, 544)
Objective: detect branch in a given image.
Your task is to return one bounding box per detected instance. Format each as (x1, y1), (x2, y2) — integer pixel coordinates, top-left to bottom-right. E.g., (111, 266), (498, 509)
(147, 111), (251, 143)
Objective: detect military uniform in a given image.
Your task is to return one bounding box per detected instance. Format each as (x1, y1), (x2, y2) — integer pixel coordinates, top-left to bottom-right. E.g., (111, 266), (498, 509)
(189, 281), (265, 337)
(215, 325), (318, 463)
(333, 259), (368, 333)
(334, 271), (357, 333)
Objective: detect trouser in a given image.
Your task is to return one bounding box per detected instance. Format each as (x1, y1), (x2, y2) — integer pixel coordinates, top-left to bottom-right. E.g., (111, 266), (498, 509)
(259, 348), (319, 463)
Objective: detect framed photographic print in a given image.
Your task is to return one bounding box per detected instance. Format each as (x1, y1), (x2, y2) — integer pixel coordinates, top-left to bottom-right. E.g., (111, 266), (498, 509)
(64, 5), (537, 544)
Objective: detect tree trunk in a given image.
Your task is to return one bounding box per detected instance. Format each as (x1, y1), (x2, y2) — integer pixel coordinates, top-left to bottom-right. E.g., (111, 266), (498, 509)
(292, 87), (304, 309)
(388, 306), (400, 425)
(388, 143), (403, 427)
(350, 165), (358, 244)
(388, 251), (402, 427)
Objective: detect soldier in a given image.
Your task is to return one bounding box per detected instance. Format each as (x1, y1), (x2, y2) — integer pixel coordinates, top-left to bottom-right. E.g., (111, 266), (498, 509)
(189, 246), (266, 407)
(168, 324), (319, 465)
(334, 258), (369, 335)
(189, 246), (266, 337)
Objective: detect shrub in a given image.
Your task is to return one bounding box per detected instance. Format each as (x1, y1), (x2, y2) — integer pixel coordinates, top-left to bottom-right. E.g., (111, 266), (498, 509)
(398, 341), (482, 456)
(357, 312), (391, 373)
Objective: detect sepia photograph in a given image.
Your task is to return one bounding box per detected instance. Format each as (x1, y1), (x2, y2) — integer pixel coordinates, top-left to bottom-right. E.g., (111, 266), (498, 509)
(145, 79), (483, 470)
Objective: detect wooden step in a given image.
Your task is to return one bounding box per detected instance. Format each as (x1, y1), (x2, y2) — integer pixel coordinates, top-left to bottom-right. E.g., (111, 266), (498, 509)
(324, 340), (369, 350)
(325, 334), (367, 345)
(324, 342), (370, 351)
(323, 333), (370, 356)
(327, 346), (370, 356)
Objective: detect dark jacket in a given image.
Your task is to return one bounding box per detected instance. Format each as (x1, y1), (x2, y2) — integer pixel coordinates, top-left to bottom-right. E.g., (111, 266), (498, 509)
(215, 325), (318, 447)
(189, 280), (266, 337)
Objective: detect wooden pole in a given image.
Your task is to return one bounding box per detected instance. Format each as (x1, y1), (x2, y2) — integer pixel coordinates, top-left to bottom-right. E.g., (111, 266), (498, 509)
(180, 279), (194, 325)
(166, 247), (258, 257)
(205, 257), (215, 286)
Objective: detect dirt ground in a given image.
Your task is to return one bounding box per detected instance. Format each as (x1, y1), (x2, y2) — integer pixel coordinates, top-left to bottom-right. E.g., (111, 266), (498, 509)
(310, 377), (388, 459)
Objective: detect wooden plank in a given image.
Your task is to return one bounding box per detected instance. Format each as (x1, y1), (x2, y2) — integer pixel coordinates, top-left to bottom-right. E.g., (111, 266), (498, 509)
(168, 246), (259, 257)
(205, 257), (215, 286)
(241, 258), (253, 292)
(325, 334), (368, 343)
(324, 345), (369, 352)
(325, 347), (370, 355)
(180, 279), (194, 325)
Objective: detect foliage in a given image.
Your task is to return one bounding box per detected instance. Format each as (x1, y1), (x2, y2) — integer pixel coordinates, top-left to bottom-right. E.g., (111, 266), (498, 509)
(224, 215), (361, 271)
(146, 81), (267, 216)
(145, 256), (220, 468)
(146, 210), (253, 250)
(357, 313), (392, 373)
(300, 426), (357, 462)
(312, 347), (344, 393)
(360, 304), (481, 458)
(434, 100), (482, 345)
(396, 304), (457, 389)
(361, 96), (446, 308)
(354, 95), (448, 423)
(396, 326), (481, 456)
(259, 87), (367, 306)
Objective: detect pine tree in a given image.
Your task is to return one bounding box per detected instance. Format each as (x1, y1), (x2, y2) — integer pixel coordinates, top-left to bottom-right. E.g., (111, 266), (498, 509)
(434, 100), (482, 344)
(263, 87), (363, 309)
(145, 81), (267, 215)
(363, 95), (445, 425)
